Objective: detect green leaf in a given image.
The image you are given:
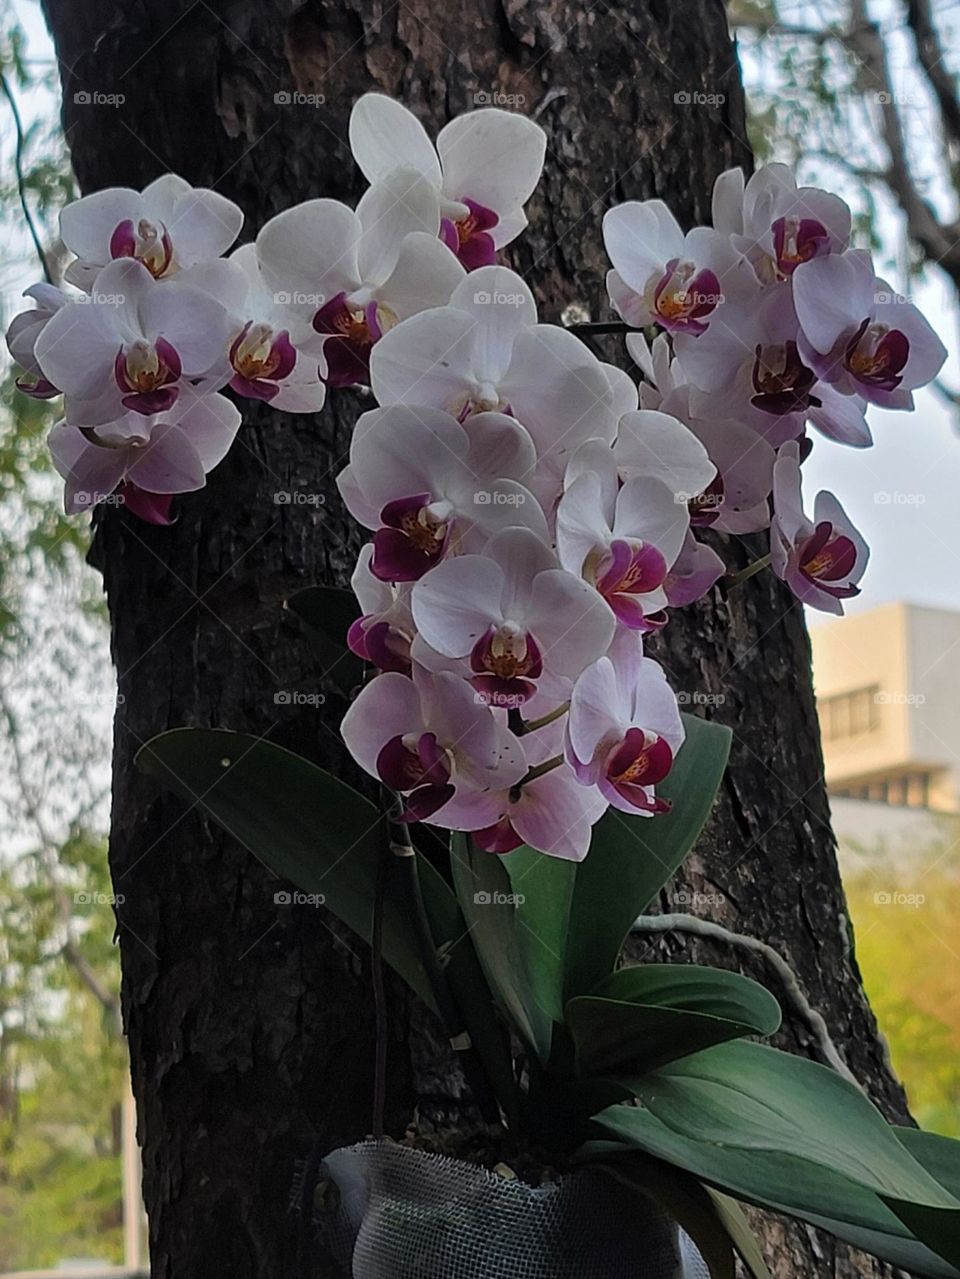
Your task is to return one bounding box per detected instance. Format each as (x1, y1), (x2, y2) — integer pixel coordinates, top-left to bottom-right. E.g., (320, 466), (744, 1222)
(563, 714), (731, 997)
(625, 1041), (957, 1208)
(591, 1110), (960, 1278)
(450, 832), (555, 1059)
(704, 1189), (773, 1279)
(889, 1130), (960, 1269)
(502, 846), (576, 1025)
(137, 728), (437, 1006)
(285, 585), (363, 695)
(138, 729), (519, 1114)
(591, 1040), (960, 1277)
(566, 965), (781, 1076)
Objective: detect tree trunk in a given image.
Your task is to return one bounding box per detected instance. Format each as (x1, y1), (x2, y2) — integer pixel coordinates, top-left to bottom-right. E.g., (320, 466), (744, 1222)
(41, 0), (908, 1274)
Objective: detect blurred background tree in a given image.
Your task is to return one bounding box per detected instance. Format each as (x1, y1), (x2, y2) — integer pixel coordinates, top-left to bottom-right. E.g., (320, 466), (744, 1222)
(0, 1), (122, 1267)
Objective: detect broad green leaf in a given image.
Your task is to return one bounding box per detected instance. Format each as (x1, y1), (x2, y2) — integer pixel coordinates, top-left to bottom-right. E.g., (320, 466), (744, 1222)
(589, 1110), (960, 1278)
(563, 714), (731, 997)
(450, 832), (555, 1059)
(592, 1040), (960, 1276)
(137, 728), (434, 1004)
(566, 965), (781, 1076)
(888, 1130), (960, 1269)
(502, 846), (576, 1024)
(138, 729), (518, 1112)
(285, 585), (363, 695)
(624, 1041), (957, 1209)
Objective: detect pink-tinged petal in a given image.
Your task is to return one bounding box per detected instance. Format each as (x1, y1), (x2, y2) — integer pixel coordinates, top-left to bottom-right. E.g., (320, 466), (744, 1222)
(437, 109), (546, 224)
(59, 187), (143, 264)
(664, 534), (724, 607)
(567, 655), (622, 769)
(412, 554), (505, 657)
(369, 305), (477, 408)
(125, 423), (207, 495)
(807, 386), (872, 448)
(121, 386), (180, 416)
(49, 424), (126, 514)
(341, 672), (423, 781)
(793, 250), (874, 354)
(511, 767), (607, 861)
(607, 269), (653, 328)
(120, 484), (175, 525)
(603, 202), (669, 292)
(471, 818), (526, 854)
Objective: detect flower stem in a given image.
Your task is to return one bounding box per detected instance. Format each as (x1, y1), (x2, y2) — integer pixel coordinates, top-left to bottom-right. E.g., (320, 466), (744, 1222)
(522, 701), (570, 734)
(518, 753), (565, 786)
(725, 553), (772, 590)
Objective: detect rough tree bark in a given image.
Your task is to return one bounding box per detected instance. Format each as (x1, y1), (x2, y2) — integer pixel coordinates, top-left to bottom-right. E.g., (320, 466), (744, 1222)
(40, 1), (909, 1275)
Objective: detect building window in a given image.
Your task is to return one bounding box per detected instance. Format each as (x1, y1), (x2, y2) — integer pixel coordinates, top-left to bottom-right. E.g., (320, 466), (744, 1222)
(819, 685), (881, 741)
(832, 771), (933, 809)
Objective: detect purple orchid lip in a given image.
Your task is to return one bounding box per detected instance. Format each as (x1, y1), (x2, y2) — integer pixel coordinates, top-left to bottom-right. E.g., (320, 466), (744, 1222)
(115, 337), (182, 414)
(653, 260), (722, 334)
(603, 728), (674, 811)
(313, 292), (380, 388)
(109, 218), (174, 278)
(469, 624), (542, 703)
(472, 816), (524, 854)
(771, 215), (829, 275)
(751, 341), (818, 415)
(229, 324), (297, 403)
(441, 198), (499, 269)
(376, 732), (455, 822)
(15, 373), (60, 399)
(347, 618), (412, 674)
(370, 493), (449, 582)
(845, 319), (909, 392)
(800, 521), (858, 595)
(688, 475), (726, 528)
(118, 482), (175, 526)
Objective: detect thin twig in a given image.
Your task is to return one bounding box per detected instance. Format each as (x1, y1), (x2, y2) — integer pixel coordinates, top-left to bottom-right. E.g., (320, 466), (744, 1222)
(631, 912), (863, 1089)
(0, 71), (52, 284)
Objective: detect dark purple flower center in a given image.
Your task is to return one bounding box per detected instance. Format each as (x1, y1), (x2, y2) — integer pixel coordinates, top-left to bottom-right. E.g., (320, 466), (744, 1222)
(604, 728), (674, 812)
(370, 494), (451, 582)
(440, 198), (499, 269)
(799, 521), (860, 598)
(469, 623), (542, 706)
(845, 319), (909, 392)
(114, 337), (181, 415)
(110, 217), (174, 278)
(771, 215), (829, 276)
(653, 260), (721, 335)
(751, 340), (819, 415)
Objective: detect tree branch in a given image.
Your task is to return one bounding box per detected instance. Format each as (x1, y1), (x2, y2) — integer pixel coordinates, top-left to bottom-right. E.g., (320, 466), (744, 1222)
(905, 0), (960, 154)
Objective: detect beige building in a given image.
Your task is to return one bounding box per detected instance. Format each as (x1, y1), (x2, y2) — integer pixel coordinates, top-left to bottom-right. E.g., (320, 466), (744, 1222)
(811, 602), (960, 813)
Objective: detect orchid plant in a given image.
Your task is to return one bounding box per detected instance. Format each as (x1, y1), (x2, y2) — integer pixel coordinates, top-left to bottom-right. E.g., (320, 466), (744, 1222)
(10, 93), (960, 1276)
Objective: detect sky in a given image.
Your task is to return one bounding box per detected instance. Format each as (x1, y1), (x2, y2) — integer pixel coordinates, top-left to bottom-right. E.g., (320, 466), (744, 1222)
(5, 0), (960, 629)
